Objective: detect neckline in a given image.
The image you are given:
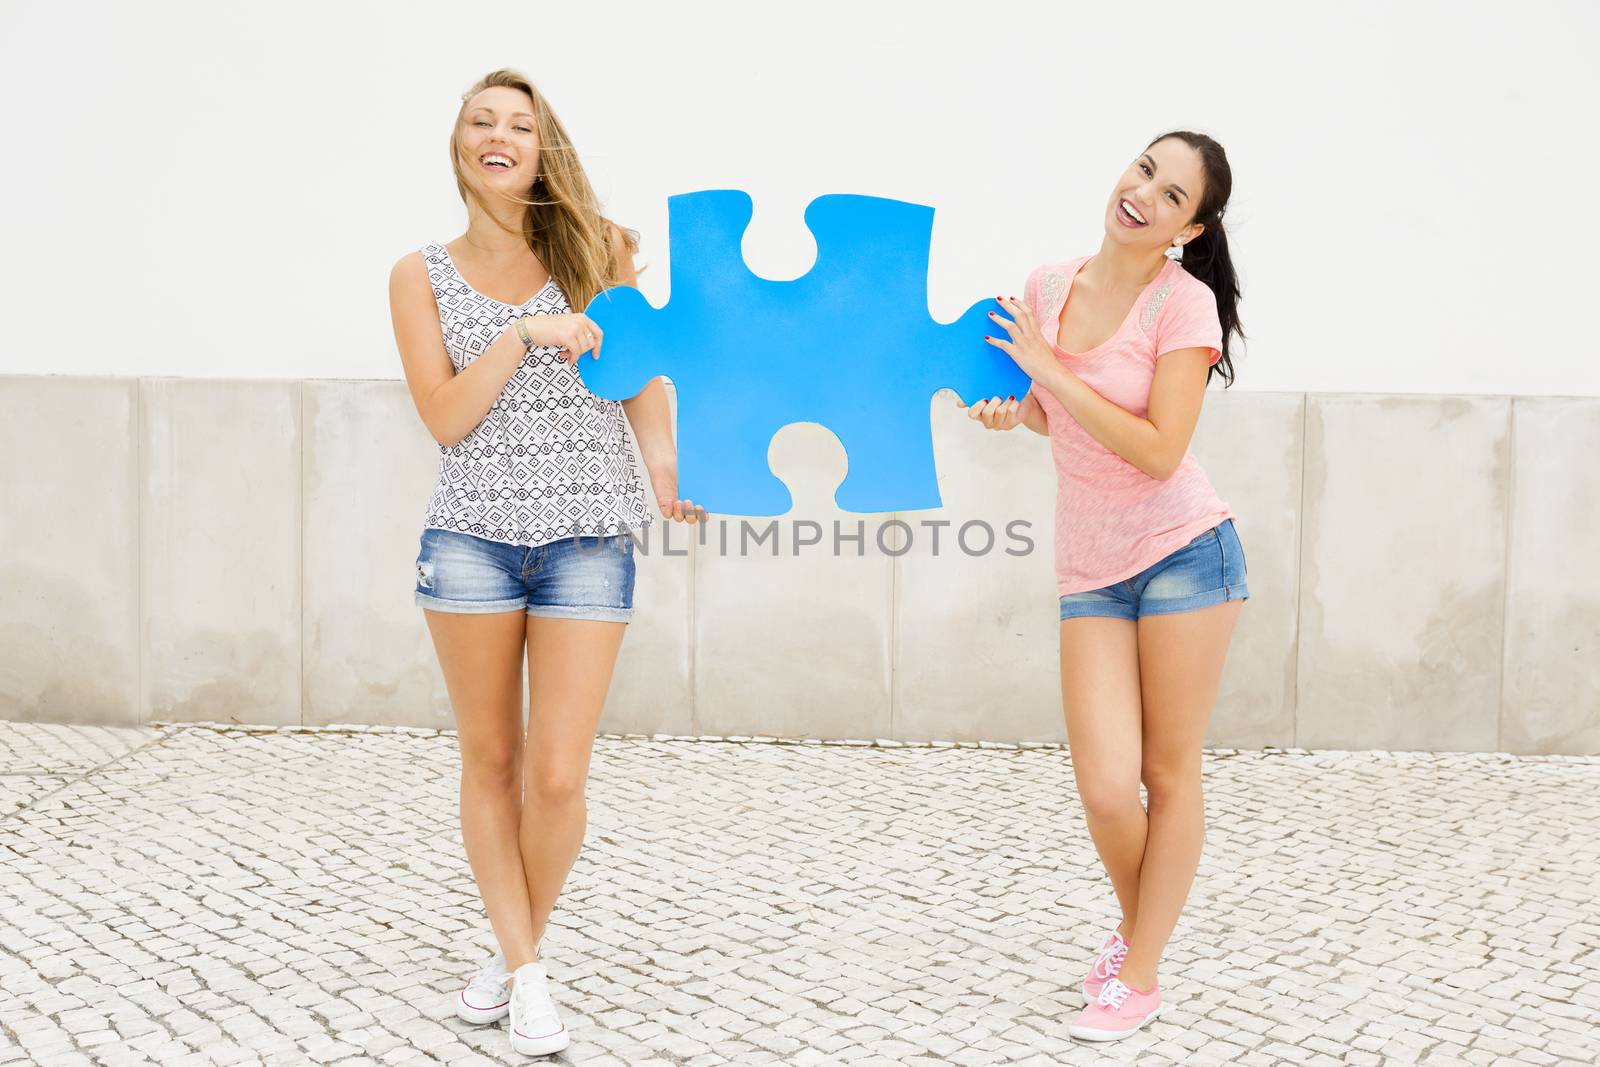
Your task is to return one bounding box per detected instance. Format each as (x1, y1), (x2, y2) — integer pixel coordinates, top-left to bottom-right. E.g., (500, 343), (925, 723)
(438, 244), (558, 309)
(1049, 255), (1174, 357)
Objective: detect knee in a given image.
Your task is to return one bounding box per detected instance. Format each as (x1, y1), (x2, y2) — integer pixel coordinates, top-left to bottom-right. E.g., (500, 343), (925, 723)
(460, 749), (520, 794)
(1140, 758), (1201, 808)
(524, 766), (586, 808)
(1078, 776), (1144, 823)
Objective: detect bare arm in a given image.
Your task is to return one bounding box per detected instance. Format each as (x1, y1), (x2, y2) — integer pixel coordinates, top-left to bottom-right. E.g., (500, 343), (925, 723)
(388, 252), (528, 448)
(989, 295), (1210, 480)
(1018, 389), (1049, 435)
(607, 226), (703, 521)
(609, 229), (675, 472)
(1030, 347), (1211, 480)
(622, 379), (675, 468)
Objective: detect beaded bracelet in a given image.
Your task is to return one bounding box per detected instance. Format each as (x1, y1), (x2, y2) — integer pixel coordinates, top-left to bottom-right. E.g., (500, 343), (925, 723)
(514, 314), (534, 349)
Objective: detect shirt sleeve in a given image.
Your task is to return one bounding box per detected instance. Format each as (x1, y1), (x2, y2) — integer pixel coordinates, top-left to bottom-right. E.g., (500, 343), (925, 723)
(1155, 279), (1223, 366)
(1020, 267), (1045, 403)
(1023, 266), (1044, 321)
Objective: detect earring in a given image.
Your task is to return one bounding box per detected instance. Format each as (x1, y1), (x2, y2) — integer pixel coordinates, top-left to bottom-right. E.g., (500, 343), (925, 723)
(1165, 239), (1184, 262)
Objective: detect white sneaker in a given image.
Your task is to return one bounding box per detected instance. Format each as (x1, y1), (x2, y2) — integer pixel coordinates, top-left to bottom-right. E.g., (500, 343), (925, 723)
(456, 949), (511, 1024)
(508, 961), (570, 1057)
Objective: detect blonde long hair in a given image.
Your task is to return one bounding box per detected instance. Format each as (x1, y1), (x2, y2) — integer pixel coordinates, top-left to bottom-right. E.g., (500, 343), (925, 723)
(449, 69), (638, 309)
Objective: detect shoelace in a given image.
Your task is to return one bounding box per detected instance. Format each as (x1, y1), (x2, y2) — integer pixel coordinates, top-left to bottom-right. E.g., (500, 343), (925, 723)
(1097, 977), (1132, 1010)
(511, 966), (555, 1025)
(467, 955), (509, 997)
(1092, 939), (1128, 980)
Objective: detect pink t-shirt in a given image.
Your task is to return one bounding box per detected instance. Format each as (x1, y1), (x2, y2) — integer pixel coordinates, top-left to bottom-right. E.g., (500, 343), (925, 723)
(1025, 255), (1234, 595)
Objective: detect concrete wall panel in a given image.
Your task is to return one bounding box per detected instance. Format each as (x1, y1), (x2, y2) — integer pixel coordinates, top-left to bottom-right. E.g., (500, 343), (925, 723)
(600, 386), (694, 737)
(0, 377), (140, 724)
(693, 424), (895, 739)
(1298, 396), (1509, 751)
(140, 380), (302, 725)
(302, 381), (449, 727)
(2, 375), (1593, 754)
(1501, 398), (1600, 754)
(892, 395), (1062, 742)
(1188, 390), (1305, 747)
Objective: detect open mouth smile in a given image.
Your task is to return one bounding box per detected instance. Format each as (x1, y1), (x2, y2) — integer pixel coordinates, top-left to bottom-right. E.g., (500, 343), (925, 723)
(1115, 198), (1149, 227)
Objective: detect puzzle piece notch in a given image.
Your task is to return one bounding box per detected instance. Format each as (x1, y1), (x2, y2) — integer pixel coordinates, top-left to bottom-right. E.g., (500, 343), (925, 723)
(582, 189), (1031, 515)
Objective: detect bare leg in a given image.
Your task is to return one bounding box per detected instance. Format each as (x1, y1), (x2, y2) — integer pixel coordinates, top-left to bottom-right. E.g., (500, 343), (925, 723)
(517, 616), (627, 966)
(423, 609), (539, 967)
(1059, 616), (1145, 939)
(1117, 600), (1242, 991)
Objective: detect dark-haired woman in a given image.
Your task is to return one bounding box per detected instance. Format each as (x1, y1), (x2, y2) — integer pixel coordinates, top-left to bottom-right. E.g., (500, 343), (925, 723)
(964, 131), (1248, 1041)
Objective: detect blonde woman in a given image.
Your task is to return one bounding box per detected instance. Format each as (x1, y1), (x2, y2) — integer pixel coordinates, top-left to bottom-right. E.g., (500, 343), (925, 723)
(388, 69), (701, 1057)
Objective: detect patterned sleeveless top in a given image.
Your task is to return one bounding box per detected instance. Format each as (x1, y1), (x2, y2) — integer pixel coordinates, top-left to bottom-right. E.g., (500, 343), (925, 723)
(419, 243), (652, 546)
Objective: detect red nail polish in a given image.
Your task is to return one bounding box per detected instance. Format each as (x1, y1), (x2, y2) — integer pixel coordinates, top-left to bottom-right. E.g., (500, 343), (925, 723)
(1008, 395), (1016, 401)
(984, 335), (991, 340)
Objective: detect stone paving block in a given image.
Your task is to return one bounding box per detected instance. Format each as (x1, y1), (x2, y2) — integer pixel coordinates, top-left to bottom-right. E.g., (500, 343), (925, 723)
(0, 723), (1594, 1065)
(0, 774), (70, 818)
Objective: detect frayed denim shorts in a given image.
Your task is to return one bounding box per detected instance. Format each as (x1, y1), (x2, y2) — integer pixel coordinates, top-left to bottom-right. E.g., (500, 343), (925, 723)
(414, 527), (636, 623)
(1059, 518), (1249, 622)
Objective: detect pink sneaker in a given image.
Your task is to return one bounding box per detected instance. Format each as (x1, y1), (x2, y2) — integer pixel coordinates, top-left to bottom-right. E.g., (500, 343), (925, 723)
(1068, 976), (1164, 1041)
(1081, 930), (1127, 1003)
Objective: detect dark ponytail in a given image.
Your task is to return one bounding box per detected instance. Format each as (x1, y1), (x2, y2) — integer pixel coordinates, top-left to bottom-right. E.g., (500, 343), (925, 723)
(1149, 130), (1243, 387)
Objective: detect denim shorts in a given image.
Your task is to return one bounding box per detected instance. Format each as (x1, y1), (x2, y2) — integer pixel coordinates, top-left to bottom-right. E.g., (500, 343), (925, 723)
(414, 527), (636, 623)
(1059, 519), (1249, 621)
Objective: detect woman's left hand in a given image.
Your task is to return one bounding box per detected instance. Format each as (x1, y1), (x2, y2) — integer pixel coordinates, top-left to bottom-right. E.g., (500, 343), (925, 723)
(648, 463), (708, 524)
(986, 296), (1056, 382)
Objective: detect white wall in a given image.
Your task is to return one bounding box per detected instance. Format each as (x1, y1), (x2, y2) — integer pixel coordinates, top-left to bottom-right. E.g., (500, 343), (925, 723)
(0, 0), (1594, 396)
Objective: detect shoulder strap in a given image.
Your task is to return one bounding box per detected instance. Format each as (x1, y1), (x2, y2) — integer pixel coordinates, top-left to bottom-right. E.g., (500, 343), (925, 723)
(420, 243), (451, 288)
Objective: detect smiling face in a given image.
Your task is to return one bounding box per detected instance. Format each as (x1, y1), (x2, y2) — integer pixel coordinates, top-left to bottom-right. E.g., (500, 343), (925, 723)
(457, 85), (542, 199)
(1104, 137), (1208, 254)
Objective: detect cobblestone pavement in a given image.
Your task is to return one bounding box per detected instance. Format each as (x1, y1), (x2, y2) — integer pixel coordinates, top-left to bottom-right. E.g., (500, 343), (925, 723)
(0, 722), (1596, 1067)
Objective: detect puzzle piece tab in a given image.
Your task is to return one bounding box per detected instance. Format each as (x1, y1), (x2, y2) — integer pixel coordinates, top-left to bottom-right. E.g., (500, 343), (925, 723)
(580, 190), (1031, 516)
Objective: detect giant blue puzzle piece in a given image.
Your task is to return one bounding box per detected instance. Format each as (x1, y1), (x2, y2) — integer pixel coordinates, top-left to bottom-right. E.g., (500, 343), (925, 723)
(579, 190), (1031, 516)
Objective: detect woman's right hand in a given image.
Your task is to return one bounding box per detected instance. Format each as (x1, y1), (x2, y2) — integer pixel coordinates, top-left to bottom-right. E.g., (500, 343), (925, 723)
(958, 394), (1024, 431)
(522, 312), (603, 364)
